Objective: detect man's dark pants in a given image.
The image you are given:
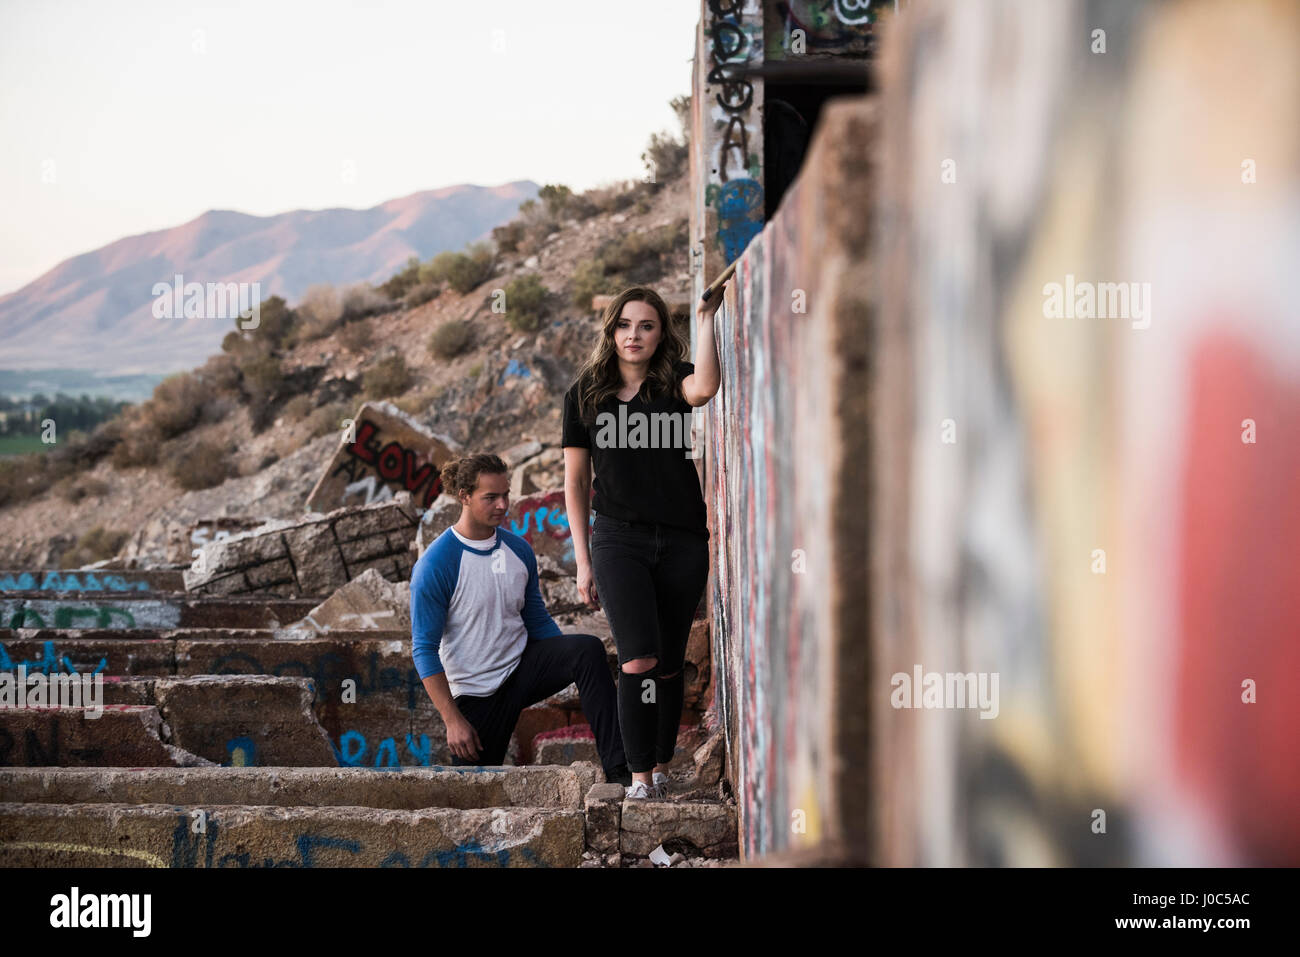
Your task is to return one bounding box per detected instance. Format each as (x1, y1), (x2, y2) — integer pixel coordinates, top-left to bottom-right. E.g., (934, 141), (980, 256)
(449, 633), (627, 778)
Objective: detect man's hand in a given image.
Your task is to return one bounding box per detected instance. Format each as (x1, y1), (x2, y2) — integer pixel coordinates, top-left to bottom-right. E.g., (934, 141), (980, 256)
(445, 711), (483, 761)
(576, 563), (600, 609)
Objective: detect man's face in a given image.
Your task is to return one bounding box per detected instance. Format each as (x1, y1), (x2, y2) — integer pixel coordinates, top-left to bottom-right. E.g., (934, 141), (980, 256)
(460, 470), (510, 527)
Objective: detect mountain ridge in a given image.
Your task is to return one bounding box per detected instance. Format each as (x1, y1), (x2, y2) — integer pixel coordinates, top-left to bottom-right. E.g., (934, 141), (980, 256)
(0, 180), (540, 375)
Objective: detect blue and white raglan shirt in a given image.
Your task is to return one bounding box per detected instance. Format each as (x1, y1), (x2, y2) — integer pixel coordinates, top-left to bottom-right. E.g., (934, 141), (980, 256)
(410, 524), (562, 697)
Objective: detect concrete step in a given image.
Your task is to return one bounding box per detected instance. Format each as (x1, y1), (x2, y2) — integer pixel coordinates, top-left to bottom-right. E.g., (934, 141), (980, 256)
(584, 782), (738, 864)
(1, 595), (319, 630)
(0, 765), (600, 809)
(0, 802), (584, 867)
(0, 705), (212, 767)
(0, 768), (736, 867)
(1, 634), (704, 769)
(0, 570), (186, 594)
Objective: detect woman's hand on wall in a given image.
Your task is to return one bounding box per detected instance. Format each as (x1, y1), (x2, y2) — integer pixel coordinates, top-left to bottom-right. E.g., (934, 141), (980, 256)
(697, 279), (726, 318)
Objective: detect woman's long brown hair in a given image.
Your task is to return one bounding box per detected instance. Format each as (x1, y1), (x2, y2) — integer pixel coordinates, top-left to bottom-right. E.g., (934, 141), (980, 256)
(571, 285), (690, 426)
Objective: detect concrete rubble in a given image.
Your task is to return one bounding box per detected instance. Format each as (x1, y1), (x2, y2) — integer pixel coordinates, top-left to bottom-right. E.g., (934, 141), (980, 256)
(183, 495), (422, 598)
(275, 566), (411, 640)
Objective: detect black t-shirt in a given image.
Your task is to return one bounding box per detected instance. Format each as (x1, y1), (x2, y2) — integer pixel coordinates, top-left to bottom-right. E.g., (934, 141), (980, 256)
(562, 360), (708, 534)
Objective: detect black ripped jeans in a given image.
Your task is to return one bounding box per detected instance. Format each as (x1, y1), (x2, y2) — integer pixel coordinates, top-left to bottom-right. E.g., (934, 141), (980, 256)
(589, 512), (710, 773)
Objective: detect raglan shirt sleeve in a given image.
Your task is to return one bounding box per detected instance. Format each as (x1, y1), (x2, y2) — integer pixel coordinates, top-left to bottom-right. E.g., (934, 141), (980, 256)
(410, 552), (454, 680)
(521, 545), (563, 642)
(561, 384), (590, 449)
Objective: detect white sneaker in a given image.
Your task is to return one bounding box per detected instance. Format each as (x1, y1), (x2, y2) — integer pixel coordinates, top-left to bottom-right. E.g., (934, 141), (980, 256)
(626, 781), (655, 800)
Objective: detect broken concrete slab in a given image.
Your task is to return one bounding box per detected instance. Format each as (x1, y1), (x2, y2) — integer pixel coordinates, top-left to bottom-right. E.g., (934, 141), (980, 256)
(184, 496), (421, 598)
(0, 637), (176, 677)
(153, 676), (337, 767)
(1, 596), (317, 630)
(0, 706), (215, 768)
(0, 570), (185, 594)
(305, 401), (458, 514)
(0, 765), (597, 810)
(683, 617), (711, 709)
(509, 447), (564, 499)
(499, 439), (542, 468)
(277, 567), (411, 640)
(415, 488), (595, 578)
(620, 800), (739, 859)
(584, 782), (625, 854)
(693, 729), (725, 787)
(534, 727), (598, 767)
(174, 517), (269, 567)
(506, 489), (589, 574)
(413, 495), (461, 557)
(173, 636), (439, 766)
(0, 802), (584, 867)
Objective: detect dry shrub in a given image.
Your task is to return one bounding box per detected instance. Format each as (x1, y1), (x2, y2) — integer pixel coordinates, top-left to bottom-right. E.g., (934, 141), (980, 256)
(306, 402), (349, 439)
(339, 318), (374, 353)
(403, 283), (440, 309)
(58, 525), (130, 569)
(144, 372), (205, 439)
(167, 437), (234, 491)
(341, 283), (389, 320)
(362, 354), (412, 400)
(57, 474), (110, 504)
(109, 418), (162, 469)
(283, 394), (315, 422)
(428, 320), (470, 359)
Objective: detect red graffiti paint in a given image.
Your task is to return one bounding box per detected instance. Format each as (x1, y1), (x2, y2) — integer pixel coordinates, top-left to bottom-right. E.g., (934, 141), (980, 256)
(346, 420), (441, 507)
(1176, 332), (1300, 865)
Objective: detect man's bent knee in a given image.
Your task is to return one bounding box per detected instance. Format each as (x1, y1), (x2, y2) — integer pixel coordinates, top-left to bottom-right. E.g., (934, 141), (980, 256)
(621, 656), (658, 674)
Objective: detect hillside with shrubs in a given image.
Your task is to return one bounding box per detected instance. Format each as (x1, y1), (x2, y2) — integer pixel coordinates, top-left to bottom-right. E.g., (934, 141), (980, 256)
(0, 97), (695, 569)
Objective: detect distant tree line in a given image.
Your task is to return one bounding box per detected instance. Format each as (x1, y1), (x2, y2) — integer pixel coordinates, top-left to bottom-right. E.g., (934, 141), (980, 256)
(0, 393), (127, 437)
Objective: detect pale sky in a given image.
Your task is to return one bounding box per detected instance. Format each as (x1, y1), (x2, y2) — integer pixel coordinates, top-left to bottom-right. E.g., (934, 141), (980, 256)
(0, 0), (700, 295)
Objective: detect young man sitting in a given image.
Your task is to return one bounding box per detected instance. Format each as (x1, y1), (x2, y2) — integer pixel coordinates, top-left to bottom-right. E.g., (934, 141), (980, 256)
(410, 452), (630, 785)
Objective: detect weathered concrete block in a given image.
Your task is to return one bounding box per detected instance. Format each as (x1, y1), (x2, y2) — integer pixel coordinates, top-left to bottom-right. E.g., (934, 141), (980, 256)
(153, 676), (337, 767)
(305, 401), (457, 514)
(281, 567), (411, 638)
(683, 617), (711, 709)
(174, 637), (436, 766)
(693, 729), (725, 787)
(0, 765), (595, 810)
(620, 800), (738, 859)
(0, 570), (185, 594)
(540, 576), (586, 617)
(413, 495), (461, 557)
(185, 498), (420, 598)
(584, 782), (625, 854)
(0, 637), (175, 676)
(0, 706), (214, 767)
(512, 705), (570, 765)
(0, 802), (584, 868)
(2, 597), (181, 630)
(534, 728), (598, 767)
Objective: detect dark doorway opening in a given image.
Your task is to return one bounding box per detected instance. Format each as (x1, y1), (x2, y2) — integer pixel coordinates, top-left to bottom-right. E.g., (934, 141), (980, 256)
(764, 76), (870, 221)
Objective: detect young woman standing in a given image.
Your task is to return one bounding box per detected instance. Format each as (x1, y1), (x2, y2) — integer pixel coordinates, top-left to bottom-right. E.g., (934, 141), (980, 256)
(561, 283), (725, 799)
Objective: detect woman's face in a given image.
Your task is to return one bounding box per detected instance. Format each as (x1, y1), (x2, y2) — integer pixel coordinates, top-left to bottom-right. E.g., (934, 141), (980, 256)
(612, 300), (662, 365)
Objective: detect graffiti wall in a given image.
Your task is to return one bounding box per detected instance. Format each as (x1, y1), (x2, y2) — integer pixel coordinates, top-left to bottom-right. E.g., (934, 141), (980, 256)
(305, 401), (456, 513)
(691, 0), (766, 303)
(871, 0), (1300, 865)
(703, 95), (874, 859)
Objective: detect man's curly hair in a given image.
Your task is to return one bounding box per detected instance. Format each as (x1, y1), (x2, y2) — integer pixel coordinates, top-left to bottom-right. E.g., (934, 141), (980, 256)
(439, 452), (508, 500)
